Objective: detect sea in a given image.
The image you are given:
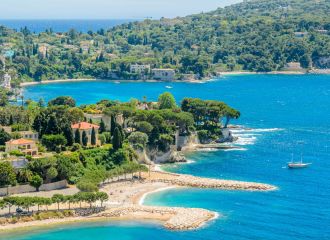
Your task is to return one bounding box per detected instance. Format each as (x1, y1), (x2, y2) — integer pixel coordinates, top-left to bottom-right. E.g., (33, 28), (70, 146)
(2, 74), (330, 239)
(0, 19), (138, 33)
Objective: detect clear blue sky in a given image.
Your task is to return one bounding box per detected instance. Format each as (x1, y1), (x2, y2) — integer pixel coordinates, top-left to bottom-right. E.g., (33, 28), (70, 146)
(0, 0), (241, 19)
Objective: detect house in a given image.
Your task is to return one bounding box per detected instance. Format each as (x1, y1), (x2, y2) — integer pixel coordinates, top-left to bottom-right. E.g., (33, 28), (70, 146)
(130, 64), (151, 74)
(18, 131), (39, 141)
(1, 73), (11, 90)
(152, 68), (175, 81)
(71, 122), (100, 146)
(316, 29), (328, 35)
(284, 62), (303, 71)
(38, 45), (48, 57)
(5, 138), (38, 156)
(294, 32), (308, 38)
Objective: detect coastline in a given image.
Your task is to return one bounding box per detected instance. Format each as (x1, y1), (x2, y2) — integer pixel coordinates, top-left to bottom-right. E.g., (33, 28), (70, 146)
(19, 70), (330, 87)
(0, 169), (276, 234)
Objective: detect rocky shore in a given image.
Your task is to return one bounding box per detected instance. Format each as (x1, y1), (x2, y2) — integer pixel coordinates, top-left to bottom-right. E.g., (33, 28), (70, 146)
(97, 205), (216, 230)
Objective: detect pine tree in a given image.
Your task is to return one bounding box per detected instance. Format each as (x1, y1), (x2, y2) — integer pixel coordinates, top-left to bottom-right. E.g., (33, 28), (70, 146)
(99, 119), (106, 133)
(74, 129), (81, 144)
(112, 127), (122, 151)
(82, 131), (88, 146)
(91, 127), (96, 145)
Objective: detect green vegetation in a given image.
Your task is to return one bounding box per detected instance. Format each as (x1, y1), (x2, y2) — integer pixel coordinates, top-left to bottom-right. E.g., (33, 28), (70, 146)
(0, 0), (329, 85)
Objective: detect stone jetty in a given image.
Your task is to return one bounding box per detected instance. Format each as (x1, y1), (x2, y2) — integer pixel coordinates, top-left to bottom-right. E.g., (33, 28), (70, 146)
(96, 205), (216, 230)
(145, 171), (276, 191)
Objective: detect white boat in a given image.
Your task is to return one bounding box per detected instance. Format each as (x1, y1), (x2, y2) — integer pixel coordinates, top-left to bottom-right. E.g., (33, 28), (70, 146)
(288, 154), (311, 169)
(114, 81), (120, 84)
(165, 86), (173, 89)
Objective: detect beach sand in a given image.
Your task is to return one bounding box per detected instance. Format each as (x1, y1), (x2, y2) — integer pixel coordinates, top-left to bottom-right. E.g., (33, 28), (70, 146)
(0, 169), (276, 232)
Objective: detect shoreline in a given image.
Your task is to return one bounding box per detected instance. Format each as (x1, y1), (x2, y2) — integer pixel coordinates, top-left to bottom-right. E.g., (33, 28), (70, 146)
(19, 70), (330, 87)
(0, 169), (276, 234)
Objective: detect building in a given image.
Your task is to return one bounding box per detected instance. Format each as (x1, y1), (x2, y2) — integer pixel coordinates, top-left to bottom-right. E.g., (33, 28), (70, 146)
(38, 45), (48, 58)
(284, 62), (303, 71)
(71, 122), (100, 146)
(1, 73), (11, 90)
(18, 131), (39, 141)
(130, 64), (151, 74)
(316, 29), (328, 35)
(294, 32), (308, 38)
(152, 68), (175, 81)
(5, 138), (38, 156)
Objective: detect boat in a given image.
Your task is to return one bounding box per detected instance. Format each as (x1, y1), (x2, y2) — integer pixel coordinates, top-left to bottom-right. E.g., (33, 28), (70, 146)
(165, 86), (173, 89)
(114, 81), (120, 84)
(287, 154), (311, 169)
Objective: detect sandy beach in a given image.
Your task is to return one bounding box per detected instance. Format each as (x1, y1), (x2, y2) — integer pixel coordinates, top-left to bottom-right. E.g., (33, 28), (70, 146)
(0, 169), (276, 233)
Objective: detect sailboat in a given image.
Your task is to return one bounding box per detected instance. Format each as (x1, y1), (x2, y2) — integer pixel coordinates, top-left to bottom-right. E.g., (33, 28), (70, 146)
(288, 154), (311, 169)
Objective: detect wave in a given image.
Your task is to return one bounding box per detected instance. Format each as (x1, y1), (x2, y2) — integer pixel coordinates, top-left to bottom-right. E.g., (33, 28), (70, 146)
(224, 147), (248, 152)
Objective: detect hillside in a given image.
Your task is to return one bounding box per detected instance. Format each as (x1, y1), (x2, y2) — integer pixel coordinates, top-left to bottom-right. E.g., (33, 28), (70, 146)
(0, 0), (329, 83)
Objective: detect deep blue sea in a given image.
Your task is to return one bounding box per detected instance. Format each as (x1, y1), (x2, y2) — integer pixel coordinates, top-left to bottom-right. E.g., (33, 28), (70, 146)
(4, 74), (330, 240)
(0, 19), (137, 33)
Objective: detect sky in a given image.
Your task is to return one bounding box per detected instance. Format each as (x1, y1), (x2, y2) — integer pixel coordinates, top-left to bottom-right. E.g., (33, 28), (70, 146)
(0, 0), (241, 19)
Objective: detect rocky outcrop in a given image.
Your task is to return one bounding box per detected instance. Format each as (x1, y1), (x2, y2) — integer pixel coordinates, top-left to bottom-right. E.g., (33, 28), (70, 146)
(147, 148), (186, 164)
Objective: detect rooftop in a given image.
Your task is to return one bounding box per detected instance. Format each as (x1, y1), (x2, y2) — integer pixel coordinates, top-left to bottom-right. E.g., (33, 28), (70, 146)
(6, 138), (35, 145)
(71, 122), (100, 130)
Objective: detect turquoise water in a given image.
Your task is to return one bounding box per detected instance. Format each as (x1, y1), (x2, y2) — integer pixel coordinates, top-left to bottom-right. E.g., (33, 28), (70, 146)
(7, 75), (330, 239)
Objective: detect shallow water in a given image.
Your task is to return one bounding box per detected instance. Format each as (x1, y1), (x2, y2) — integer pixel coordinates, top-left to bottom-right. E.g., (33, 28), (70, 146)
(6, 74), (330, 239)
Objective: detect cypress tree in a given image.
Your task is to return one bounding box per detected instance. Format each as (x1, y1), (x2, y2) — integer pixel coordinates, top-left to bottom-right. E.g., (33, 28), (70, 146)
(9, 115), (14, 125)
(110, 115), (116, 136)
(91, 127), (96, 145)
(112, 127), (122, 151)
(89, 118), (93, 124)
(99, 119), (106, 133)
(63, 125), (74, 146)
(46, 114), (59, 134)
(74, 129), (81, 144)
(82, 131), (88, 146)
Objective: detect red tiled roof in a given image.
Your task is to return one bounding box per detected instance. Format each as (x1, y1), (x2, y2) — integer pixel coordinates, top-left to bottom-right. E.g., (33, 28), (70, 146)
(6, 138), (35, 145)
(71, 122), (100, 130)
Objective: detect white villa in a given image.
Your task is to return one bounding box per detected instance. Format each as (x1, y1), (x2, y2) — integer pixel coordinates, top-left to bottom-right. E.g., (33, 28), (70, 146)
(130, 64), (151, 74)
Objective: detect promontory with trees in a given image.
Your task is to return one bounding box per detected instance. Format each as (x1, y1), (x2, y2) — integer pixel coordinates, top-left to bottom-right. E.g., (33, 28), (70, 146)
(0, 0), (329, 85)
(0, 92), (243, 227)
(0, 93), (239, 193)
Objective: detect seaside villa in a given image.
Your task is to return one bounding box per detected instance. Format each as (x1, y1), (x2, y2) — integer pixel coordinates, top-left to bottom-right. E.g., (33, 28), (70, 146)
(152, 68), (175, 81)
(5, 138), (38, 156)
(71, 122), (100, 146)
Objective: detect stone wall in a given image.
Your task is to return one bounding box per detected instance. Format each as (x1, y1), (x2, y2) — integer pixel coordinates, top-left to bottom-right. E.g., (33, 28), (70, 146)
(0, 180), (68, 196)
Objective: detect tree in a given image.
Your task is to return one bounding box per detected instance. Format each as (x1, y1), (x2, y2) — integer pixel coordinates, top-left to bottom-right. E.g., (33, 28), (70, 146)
(0, 128), (11, 145)
(52, 194), (65, 210)
(135, 121), (153, 134)
(82, 131), (88, 146)
(63, 124), (74, 146)
(29, 175), (43, 192)
(128, 131), (148, 149)
(99, 119), (106, 133)
(48, 96), (76, 107)
(77, 181), (98, 192)
(74, 129), (81, 144)
(91, 127), (96, 145)
(96, 192), (108, 207)
(158, 92), (176, 109)
(45, 114), (60, 134)
(46, 167), (58, 183)
(112, 127), (122, 150)
(41, 134), (67, 151)
(0, 162), (17, 187)
(110, 115), (116, 136)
